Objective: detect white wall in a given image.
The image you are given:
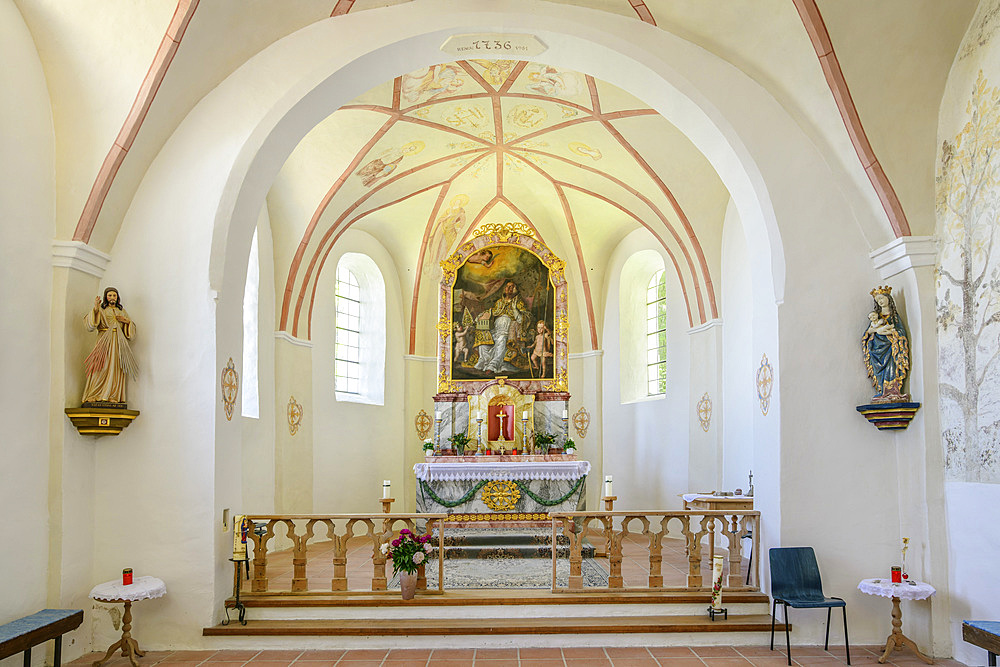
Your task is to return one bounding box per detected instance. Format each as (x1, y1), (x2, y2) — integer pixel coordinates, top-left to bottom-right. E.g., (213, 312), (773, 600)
(602, 232), (689, 509)
(0, 1), (56, 663)
(721, 202), (754, 491)
(312, 230), (407, 513)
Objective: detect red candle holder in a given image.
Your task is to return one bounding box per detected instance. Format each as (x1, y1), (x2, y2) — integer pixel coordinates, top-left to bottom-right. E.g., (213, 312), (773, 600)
(123, 568), (133, 585)
(891, 566), (902, 583)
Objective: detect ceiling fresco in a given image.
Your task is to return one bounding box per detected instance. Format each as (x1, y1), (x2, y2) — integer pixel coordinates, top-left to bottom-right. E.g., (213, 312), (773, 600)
(273, 59), (730, 347)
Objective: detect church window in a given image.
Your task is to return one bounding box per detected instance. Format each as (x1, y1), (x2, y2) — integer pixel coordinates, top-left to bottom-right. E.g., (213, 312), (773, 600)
(335, 266), (361, 395)
(646, 269), (667, 396)
(241, 228), (260, 418)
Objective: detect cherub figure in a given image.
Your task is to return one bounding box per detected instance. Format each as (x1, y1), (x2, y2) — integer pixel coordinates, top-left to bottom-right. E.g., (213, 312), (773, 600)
(453, 322), (472, 364)
(529, 320), (553, 376)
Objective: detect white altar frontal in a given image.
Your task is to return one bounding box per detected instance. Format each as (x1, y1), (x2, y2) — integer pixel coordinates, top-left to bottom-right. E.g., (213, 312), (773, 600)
(414, 455), (590, 522)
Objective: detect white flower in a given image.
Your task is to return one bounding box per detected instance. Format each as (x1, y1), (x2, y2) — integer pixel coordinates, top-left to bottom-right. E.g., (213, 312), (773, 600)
(380, 543), (390, 555)
(413, 551), (425, 565)
(424, 543), (433, 553)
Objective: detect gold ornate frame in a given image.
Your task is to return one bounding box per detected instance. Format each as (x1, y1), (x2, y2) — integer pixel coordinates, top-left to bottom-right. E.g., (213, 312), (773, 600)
(437, 223), (568, 395)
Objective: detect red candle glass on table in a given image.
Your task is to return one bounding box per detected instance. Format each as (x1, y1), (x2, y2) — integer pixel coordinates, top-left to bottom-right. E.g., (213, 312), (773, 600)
(123, 568), (133, 585)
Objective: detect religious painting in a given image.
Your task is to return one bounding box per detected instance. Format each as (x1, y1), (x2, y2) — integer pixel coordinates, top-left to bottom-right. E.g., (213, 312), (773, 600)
(451, 244), (554, 381)
(437, 223), (568, 396)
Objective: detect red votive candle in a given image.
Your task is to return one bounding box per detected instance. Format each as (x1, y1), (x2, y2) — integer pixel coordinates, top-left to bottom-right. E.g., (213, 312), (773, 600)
(123, 568), (133, 585)
(891, 566), (902, 583)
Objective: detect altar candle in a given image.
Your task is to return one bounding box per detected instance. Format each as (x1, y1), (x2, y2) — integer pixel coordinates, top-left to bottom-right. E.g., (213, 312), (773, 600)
(382, 480), (391, 499)
(435, 410), (441, 420)
(522, 410), (528, 420)
(711, 555), (724, 610)
(604, 475), (613, 497)
(562, 408), (569, 419)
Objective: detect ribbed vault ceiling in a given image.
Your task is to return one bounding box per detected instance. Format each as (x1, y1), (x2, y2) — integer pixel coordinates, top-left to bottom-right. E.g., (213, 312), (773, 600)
(271, 60), (729, 348)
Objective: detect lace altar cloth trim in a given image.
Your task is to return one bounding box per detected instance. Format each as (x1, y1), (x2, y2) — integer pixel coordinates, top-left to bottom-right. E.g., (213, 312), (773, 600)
(90, 576), (166, 602)
(414, 460), (591, 482)
(857, 578), (935, 601)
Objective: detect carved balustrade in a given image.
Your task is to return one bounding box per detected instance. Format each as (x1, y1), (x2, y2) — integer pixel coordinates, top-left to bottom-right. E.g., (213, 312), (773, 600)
(550, 510), (760, 592)
(234, 509), (759, 598)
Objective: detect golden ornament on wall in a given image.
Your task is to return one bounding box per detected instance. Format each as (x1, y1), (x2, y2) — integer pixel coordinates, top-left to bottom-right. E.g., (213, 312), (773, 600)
(481, 480), (521, 512)
(415, 409), (432, 440)
(697, 393), (712, 432)
(287, 396), (303, 436)
(221, 357), (239, 421)
(573, 407), (590, 439)
(472, 222), (534, 241)
(756, 354), (773, 416)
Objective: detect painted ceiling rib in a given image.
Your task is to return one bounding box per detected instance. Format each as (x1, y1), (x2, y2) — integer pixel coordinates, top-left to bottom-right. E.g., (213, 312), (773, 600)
(553, 183), (600, 350)
(290, 148), (490, 335)
(280, 116), (397, 331)
(408, 184), (453, 354)
(515, 146), (705, 325)
(585, 76), (602, 115)
(305, 178), (451, 339)
(498, 62), (529, 94)
(791, 0), (911, 237)
(558, 181), (696, 328)
(72, 0), (199, 244)
(392, 76), (401, 110)
(330, 0), (354, 17)
(628, 0), (657, 26)
(599, 119), (715, 320)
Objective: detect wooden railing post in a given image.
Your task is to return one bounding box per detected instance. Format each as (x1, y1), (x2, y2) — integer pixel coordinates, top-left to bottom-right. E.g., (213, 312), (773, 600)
(249, 520), (274, 592)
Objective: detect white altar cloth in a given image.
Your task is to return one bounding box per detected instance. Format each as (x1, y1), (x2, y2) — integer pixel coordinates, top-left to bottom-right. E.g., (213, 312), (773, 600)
(858, 578), (935, 601)
(414, 460), (591, 482)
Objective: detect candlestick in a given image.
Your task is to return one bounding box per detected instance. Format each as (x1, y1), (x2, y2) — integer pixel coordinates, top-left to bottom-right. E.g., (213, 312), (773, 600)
(435, 410), (441, 420)
(522, 416), (529, 452)
(434, 414), (442, 452)
(562, 408), (568, 419)
(604, 475), (613, 497)
(382, 480), (391, 499)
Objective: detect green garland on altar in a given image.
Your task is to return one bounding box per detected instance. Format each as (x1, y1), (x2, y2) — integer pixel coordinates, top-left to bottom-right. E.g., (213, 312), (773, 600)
(419, 479), (488, 508)
(515, 475), (586, 506)
(419, 476), (586, 508)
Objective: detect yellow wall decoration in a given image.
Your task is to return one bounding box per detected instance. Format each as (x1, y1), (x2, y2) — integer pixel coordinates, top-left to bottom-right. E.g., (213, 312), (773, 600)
(221, 358), (239, 421)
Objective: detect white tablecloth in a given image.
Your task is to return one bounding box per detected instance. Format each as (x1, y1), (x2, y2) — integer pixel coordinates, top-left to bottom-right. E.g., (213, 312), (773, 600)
(858, 578), (935, 601)
(90, 576), (166, 602)
(414, 460), (591, 482)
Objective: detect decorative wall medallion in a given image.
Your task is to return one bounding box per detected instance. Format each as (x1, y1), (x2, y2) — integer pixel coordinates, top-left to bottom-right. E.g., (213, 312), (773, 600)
(756, 354), (773, 416)
(221, 357), (239, 421)
(287, 396), (303, 436)
(481, 480), (521, 512)
(573, 407), (590, 439)
(697, 393), (712, 432)
(415, 409), (432, 440)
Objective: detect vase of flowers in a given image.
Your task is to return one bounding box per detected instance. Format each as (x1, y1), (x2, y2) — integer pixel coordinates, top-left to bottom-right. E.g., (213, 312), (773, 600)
(448, 432), (472, 455)
(381, 528), (433, 600)
(422, 439), (435, 456)
(533, 430), (558, 454)
(564, 438), (576, 455)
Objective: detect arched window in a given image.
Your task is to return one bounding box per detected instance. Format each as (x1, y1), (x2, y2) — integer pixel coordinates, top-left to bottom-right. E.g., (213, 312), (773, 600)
(646, 269), (667, 396)
(335, 266), (361, 395)
(331, 253), (386, 404)
(241, 228), (260, 418)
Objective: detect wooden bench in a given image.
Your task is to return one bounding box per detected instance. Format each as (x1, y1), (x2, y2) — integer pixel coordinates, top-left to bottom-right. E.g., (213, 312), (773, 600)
(0, 609), (84, 667)
(964, 620), (1000, 666)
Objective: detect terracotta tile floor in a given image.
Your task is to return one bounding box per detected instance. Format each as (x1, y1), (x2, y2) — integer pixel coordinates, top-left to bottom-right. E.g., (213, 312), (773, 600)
(252, 533), (741, 591)
(69, 646), (969, 667)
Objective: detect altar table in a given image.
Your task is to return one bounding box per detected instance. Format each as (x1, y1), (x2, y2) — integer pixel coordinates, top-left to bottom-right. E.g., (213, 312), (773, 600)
(414, 458), (590, 520)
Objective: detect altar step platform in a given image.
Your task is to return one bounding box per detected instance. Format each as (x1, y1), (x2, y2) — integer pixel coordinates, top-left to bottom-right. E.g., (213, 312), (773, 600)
(204, 589), (782, 648)
(437, 526), (596, 560)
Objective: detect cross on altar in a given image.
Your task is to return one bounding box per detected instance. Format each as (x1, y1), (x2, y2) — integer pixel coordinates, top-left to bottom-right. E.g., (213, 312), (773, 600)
(496, 410), (508, 441)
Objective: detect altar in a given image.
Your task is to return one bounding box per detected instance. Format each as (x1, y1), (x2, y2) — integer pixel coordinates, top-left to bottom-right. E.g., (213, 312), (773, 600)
(414, 455), (590, 521)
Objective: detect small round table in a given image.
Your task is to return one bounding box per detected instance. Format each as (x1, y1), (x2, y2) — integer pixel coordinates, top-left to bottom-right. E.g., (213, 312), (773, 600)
(858, 578), (935, 664)
(89, 576), (166, 667)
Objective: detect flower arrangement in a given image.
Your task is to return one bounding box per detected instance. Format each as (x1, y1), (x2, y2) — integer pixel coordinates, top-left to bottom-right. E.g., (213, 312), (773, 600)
(564, 438), (576, 452)
(422, 439), (435, 452)
(447, 432), (472, 454)
(533, 431), (557, 450)
(380, 528), (433, 575)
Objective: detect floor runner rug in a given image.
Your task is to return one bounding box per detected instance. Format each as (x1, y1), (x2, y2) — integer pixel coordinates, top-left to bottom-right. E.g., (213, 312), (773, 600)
(388, 556), (610, 589)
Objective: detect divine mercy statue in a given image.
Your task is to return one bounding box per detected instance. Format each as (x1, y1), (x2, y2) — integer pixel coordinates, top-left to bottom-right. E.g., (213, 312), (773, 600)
(81, 287), (138, 407)
(861, 285), (910, 403)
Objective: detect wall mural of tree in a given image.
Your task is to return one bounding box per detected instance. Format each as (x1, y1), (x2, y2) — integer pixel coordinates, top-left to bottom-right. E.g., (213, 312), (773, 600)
(937, 71), (1000, 482)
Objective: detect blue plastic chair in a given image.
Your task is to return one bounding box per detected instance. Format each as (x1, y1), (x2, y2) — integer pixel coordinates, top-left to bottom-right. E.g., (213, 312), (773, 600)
(769, 547), (850, 665)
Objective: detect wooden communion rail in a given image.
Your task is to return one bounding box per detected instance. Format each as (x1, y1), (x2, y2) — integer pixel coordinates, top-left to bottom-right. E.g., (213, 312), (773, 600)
(238, 509), (760, 598)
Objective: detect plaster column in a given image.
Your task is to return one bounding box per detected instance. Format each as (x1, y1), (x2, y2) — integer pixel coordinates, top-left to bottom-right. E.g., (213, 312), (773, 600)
(870, 236), (950, 657)
(688, 320), (724, 492)
(274, 333), (314, 514)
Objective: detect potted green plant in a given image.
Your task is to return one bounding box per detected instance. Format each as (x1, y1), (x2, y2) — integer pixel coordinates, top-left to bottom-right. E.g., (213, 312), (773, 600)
(421, 439), (435, 455)
(564, 438), (576, 455)
(447, 432), (472, 455)
(533, 431), (559, 454)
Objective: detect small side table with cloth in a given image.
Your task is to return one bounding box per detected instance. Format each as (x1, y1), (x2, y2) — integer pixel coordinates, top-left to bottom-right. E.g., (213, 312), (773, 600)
(89, 576), (166, 667)
(858, 578), (935, 664)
